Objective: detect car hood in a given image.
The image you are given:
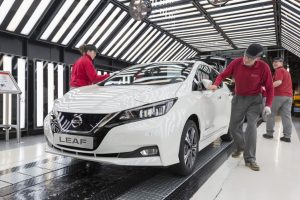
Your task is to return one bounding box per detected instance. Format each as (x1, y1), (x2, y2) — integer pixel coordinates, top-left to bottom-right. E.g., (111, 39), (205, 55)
(54, 83), (182, 113)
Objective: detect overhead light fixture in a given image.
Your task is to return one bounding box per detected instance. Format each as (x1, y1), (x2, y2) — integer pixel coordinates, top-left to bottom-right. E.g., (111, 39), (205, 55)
(88, 7), (121, 45)
(0, 0), (15, 26)
(6, 0), (34, 32)
(76, 3), (114, 48)
(109, 20), (142, 57)
(131, 31), (161, 63)
(95, 11), (127, 48)
(62, 0), (101, 45)
(40, 0), (74, 40)
(21, 0), (52, 35)
(114, 23), (146, 58)
(51, 0), (88, 43)
(102, 18), (135, 55)
(129, 0), (152, 21)
(207, 0), (229, 7)
(121, 27), (154, 60)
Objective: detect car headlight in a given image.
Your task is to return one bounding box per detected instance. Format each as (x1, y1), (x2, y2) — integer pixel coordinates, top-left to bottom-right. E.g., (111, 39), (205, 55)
(105, 98), (177, 127)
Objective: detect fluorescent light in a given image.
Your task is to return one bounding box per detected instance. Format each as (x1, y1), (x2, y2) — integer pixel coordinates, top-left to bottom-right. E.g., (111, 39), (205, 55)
(157, 16), (204, 26)
(216, 13), (274, 24)
(107, 20), (141, 56)
(62, 0), (100, 45)
(7, 0), (34, 32)
(95, 11), (127, 48)
(41, 0), (74, 40)
(161, 19), (208, 28)
(151, 4), (193, 14)
(222, 23), (275, 32)
(165, 43), (183, 61)
(76, 3), (113, 48)
(162, 42), (181, 61)
(21, 0), (52, 35)
(88, 7), (121, 45)
(150, 11), (200, 22)
(127, 29), (158, 61)
(147, 38), (174, 63)
(173, 47), (189, 61)
(220, 19), (274, 28)
(207, 0), (270, 12)
(178, 49), (192, 60)
(48, 63), (54, 113)
(121, 27), (154, 60)
(131, 31), (161, 62)
(36, 61), (44, 127)
(3, 55), (12, 125)
(101, 18), (135, 54)
(164, 22), (211, 31)
(17, 58), (26, 128)
(0, 0), (15, 25)
(57, 64), (64, 98)
(149, 8), (197, 18)
(214, 9), (273, 21)
(139, 35), (167, 63)
(211, 5), (273, 17)
(155, 39), (176, 61)
(114, 22), (146, 58)
(52, 0), (88, 43)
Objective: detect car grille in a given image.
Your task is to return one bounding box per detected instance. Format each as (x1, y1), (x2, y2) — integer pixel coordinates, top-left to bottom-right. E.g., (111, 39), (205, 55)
(56, 112), (107, 133)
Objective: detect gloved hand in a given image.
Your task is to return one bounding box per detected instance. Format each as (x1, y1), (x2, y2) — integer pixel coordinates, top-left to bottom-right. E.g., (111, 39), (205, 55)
(263, 106), (271, 116)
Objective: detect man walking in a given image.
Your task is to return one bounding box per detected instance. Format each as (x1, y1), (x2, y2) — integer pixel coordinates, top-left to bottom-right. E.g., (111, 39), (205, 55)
(263, 57), (293, 142)
(208, 44), (274, 171)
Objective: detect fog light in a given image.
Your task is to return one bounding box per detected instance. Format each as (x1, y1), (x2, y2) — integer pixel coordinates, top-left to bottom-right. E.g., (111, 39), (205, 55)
(140, 147), (158, 156)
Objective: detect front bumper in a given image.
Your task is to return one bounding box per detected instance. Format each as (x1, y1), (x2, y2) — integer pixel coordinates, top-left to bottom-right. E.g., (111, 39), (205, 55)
(44, 110), (184, 166)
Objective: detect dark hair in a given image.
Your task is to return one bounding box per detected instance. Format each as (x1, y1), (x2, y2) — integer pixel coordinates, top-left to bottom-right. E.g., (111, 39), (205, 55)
(79, 44), (98, 55)
(273, 57), (284, 62)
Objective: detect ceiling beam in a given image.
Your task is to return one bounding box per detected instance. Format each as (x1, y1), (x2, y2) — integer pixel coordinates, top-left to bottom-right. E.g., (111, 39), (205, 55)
(273, 0), (282, 47)
(110, 0), (201, 54)
(192, 0), (237, 49)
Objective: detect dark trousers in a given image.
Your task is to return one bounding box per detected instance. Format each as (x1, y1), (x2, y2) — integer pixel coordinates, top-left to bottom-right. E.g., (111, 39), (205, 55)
(229, 95), (263, 163)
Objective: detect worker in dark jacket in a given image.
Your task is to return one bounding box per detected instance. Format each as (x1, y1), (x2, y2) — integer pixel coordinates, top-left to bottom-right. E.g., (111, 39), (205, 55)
(208, 44), (274, 171)
(70, 44), (110, 89)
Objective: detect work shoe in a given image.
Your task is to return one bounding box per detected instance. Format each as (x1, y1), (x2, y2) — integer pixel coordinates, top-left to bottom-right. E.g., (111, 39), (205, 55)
(245, 162), (260, 171)
(262, 134), (273, 139)
(280, 137), (291, 143)
(232, 150), (243, 158)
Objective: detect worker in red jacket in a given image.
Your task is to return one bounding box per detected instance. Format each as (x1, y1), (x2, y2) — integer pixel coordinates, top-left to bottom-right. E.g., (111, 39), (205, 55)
(208, 43), (274, 171)
(70, 44), (110, 89)
(263, 57), (293, 142)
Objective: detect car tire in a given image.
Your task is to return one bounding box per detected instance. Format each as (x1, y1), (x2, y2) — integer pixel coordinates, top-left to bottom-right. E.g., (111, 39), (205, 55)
(171, 120), (199, 176)
(221, 129), (233, 142)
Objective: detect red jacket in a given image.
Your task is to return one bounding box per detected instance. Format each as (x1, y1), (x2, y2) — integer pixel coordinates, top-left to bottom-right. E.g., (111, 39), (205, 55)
(70, 54), (110, 87)
(273, 67), (293, 97)
(214, 57), (274, 107)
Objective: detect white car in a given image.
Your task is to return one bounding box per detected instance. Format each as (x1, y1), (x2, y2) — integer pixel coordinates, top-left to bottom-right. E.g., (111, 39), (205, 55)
(44, 61), (232, 175)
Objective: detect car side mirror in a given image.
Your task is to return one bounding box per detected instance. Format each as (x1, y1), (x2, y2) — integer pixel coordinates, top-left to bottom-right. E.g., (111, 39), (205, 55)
(202, 79), (213, 90)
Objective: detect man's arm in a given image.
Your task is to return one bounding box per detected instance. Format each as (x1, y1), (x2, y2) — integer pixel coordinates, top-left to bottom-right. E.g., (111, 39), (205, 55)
(263, 66), (274, 107)
(273, 80), (282, 87)
(208, 59), (236, 90)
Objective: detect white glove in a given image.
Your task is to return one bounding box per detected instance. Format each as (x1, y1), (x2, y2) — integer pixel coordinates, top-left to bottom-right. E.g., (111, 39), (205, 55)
(263, 106), (271, 116)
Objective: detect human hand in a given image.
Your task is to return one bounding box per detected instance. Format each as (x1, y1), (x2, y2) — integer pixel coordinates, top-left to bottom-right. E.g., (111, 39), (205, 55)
(263, 106), (271, 116)
(208, 84), (217, 91)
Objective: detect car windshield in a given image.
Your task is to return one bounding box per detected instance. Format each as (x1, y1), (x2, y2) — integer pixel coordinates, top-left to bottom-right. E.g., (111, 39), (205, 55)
(99, 63), (193, 86)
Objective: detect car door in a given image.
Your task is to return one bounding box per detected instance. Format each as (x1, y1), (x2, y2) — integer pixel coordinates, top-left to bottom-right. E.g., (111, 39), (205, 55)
(192, 65), (216, 136)
(207, 68), (231, 133)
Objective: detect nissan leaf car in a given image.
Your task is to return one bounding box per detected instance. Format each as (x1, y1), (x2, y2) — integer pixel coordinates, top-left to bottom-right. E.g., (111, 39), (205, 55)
(44, 61), (232, 175)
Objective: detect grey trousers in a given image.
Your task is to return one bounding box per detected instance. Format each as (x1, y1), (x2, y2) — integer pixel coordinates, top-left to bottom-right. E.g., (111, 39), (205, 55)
(230, 95), (263, 163)
(266, 96), (293, 138)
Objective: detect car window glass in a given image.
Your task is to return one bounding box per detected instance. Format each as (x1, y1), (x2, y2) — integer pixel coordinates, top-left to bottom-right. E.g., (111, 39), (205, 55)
(99, 63), (193, 86)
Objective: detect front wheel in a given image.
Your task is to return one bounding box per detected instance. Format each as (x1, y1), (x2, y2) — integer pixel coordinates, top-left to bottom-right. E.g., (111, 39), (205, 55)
(171, 120), (199, 176)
